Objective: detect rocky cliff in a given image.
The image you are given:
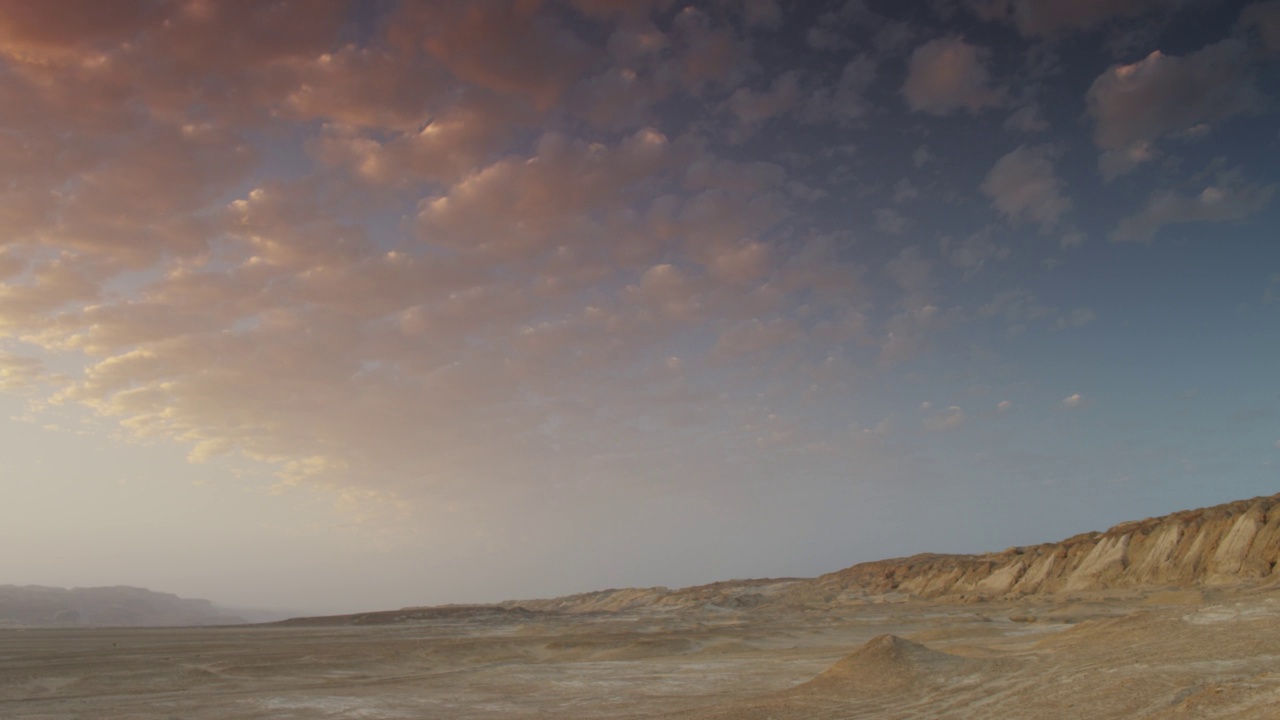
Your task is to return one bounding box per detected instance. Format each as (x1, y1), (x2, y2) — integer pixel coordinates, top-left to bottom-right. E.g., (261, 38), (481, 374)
(803, 493), (1280, 602)
(505, 493), (1280, 614)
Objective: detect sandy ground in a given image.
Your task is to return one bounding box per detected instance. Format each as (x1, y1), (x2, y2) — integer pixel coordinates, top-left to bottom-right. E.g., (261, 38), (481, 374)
(2, 587), (1278, 719)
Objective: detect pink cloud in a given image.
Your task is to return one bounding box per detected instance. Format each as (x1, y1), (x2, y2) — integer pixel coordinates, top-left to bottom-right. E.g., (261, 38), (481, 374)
(902, 38), (1002, 115)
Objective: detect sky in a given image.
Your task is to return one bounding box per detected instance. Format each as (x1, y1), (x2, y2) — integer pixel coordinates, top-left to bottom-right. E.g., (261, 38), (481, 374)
(1, 0), (1278, 615)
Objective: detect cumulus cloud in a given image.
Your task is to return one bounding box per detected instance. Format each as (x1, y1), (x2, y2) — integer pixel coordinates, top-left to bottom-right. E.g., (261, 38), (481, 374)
(980, 144), (1072, 228)
(967, 0), (1178, 36)
(1062, 393), (1084, 408)
(902, 37), (1002, 115)
(1087, 39), (1261, 178)
(1111, 175), (1276, 243)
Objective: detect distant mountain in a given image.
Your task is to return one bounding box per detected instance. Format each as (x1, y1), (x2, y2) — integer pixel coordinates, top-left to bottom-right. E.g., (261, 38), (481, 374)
(0, 585), (247, 627)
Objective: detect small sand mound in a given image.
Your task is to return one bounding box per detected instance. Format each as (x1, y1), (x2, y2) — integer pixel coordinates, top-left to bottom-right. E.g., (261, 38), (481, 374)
(802, 634), (976, 693)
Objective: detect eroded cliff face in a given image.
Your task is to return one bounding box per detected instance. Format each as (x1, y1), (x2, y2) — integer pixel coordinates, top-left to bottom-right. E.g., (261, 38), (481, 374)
(504, 494), (1280, 614)
(808, 494), (1280, 601)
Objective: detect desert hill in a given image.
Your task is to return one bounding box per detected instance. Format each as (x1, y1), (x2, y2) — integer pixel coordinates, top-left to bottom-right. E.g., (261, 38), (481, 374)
(0, 585), (245, 627)
(503, 493), (1280, 614)
(804, 492), (1280, 601)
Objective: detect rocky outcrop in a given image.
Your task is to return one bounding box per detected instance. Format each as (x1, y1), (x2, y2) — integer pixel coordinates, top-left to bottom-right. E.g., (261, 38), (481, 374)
(806, 493), (1280, 601)
(499, 494), (1280, 615)
(0, 585), (244, 627)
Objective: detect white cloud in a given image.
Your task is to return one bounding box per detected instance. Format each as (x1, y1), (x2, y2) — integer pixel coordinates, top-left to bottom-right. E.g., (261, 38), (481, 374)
(902, 38), (1002, 115)
(1087, 39), (1261, 179)
(1110, 176), (1276, 243)
(997, 400), (1013, 414)
(980, 144), (1072, 228)
(1062, 393), (1084, 408)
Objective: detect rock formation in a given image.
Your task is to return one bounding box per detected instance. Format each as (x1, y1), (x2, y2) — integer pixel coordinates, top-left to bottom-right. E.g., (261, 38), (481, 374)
(505, 493), (1280, 614)
(806, 493), (1280, 601)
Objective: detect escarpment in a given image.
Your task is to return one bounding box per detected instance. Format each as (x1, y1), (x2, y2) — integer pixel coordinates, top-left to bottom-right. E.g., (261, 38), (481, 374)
(810, 494), (1280, 601)
(499, 494), (1280, 615)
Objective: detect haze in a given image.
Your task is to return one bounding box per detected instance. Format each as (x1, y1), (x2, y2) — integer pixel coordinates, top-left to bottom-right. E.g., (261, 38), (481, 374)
(1, 0), (1278, 616)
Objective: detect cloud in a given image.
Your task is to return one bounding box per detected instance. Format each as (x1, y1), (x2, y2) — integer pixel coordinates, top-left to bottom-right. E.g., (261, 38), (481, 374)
(797, 56), (878, 125)
(1057, 308), (1097, 329)
(902, 37), (1002, 115)
(404, 3), (595, 111)
(1061, 393), (1084, 408)
(280, 46), (446, 130)
(1004, 104), (1048, 133)
(923, 405), (966, 431)
(0, 351), (44, 392)
(743, 0), (784, 29)
(941, 232), (1009, 276)
(1086, 39), (1261, 178)
(669, 6), (749, 96)
(1110, 175), (1276, 243)
(997, 400), (1013, 414)
(875, 208), (910, 235)
(1265, 273), (1280, 304)
(980, 144), (1072, 228)
(978, 289), (1053, 335)
(1240, 1), (1280, 54)
(726, 71), (802, 137)
(967, 0), (1178, 37)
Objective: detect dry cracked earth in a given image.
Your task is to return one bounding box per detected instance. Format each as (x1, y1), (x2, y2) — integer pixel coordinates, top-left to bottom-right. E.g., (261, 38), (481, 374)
(3, 585), (1279, 719)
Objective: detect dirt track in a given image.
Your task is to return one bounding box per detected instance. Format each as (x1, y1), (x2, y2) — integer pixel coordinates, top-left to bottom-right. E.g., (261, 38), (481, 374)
(2, 587), (1277, 719)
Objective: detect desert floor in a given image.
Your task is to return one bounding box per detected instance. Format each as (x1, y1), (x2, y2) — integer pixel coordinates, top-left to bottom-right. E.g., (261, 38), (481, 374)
(2, 586), (1278, 719)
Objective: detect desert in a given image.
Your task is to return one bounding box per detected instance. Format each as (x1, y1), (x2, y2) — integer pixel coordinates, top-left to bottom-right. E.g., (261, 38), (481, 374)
(3, 1), (1280, 718)
(4, 494), (1278, 719)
